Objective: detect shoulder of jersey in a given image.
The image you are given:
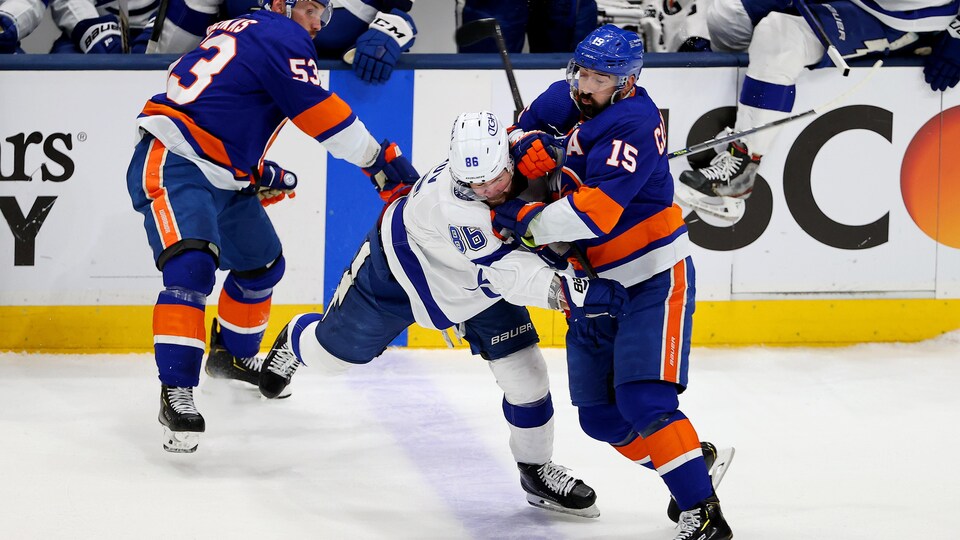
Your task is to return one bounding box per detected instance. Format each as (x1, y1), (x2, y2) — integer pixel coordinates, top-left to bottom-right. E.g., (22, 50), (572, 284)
(241, 10), (313, 48)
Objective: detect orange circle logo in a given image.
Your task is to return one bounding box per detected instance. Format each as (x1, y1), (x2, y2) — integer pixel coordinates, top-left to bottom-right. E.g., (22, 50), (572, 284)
(901, 106), (960, 248)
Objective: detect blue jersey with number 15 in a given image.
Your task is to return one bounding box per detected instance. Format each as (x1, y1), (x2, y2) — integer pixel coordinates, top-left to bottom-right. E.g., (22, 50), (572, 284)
(137, 10), (361, 186)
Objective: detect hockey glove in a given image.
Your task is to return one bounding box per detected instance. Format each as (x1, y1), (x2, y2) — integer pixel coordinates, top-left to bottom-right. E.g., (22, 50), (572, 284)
(352, 9), (416, 83)
(924, 20), (960, 92)
(71, 15), (123, 54)
(362, 139), (420, 202)
(508, 129), (564, 179)
(557, 275), (629, 322)
(0, 13), (19, 54)
(491, 199), (546, 244)
(254, 161), (298, 207)
(535, 242), (571, 271)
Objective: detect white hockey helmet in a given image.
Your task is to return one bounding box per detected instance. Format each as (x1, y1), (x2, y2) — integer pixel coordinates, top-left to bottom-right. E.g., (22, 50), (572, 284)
(448, 111), (514, 200)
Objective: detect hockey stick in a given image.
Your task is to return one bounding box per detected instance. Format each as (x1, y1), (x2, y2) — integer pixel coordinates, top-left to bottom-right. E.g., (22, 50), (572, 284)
(454, 18), (524, 122)
(455, 19), (597, 277)
(670, 59), (881, 222)
(667, 59), (882, 160)
(795, 0), (851, 76)
(118, 0), (131, 53)
(146, 0), (170, 53)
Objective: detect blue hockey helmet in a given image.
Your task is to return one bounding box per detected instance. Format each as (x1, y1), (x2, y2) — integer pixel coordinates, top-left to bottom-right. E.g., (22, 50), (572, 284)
(260, 0), (332, 26)
(567, 24), (644, 93)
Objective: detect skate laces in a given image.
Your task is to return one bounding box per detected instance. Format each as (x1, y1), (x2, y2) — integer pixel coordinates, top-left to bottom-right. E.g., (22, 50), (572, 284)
(538, 462), (579, 496)
(266, 338), (300, 378)
(675, 507), (704, 538)
(241, 356), (264, 372)
(699, 145), (746, 184)
(166, 387), (199, 415)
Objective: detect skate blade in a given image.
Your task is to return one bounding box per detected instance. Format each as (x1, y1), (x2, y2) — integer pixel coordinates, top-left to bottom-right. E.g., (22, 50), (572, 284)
(710, 446), (736, 490)
(673, 184), (745, 224)
(162, 427), (200, 453)
(525, 494), (600, 519)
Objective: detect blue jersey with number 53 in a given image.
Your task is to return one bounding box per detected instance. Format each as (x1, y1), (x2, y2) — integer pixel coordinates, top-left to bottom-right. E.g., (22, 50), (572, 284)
(136, 10), (375, 190)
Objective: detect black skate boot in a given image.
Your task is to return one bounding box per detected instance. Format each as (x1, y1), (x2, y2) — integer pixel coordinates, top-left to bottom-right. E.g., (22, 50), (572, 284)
(205, 318), (290, 398)
(668, 442), (736, 522)
(673, 495), (732, 540)
(518, 461), (599, 518)
(674, 135), (758, 223)
(159, 384), (205, 453)
(679, 138), (760, 199)
(259, 322), (302, 399)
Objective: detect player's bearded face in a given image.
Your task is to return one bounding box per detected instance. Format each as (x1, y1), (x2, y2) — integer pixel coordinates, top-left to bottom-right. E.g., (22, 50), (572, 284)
(573, 67), (619, 119)
(291, 1), (327, 37)
(471, 169), (513, 207)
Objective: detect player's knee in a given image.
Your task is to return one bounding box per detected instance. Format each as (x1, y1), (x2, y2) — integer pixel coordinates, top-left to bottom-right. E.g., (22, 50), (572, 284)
(578, 404), (633, 444)
(228, 254), (285, 296)
(706, 0), (755, 52)
(748, 13), (821, 83)
(488, 345), (549, 404)
(161, 249), (217, 297)
(615, 380), (682, 437)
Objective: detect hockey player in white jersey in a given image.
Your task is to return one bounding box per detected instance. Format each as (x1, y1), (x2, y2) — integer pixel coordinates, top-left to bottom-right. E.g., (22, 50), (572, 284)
(258, 111), (631, 517)
(677, 0), (960, 222)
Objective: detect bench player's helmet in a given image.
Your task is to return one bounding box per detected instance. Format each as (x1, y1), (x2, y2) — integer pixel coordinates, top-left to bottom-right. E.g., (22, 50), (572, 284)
(260, 0), (332, 26)
(567, 24), (644, 107)
(448, 111), (514, 201)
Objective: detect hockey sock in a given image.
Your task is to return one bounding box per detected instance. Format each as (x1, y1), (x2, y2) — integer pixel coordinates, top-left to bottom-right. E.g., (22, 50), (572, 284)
(154, 250), (216, 387)
(617, 380), (713, 510)
(217, 256), (285, 358)
(502, 394), (554, 465)
(612, 434), (656, 471)
(642, 414), (713, 511)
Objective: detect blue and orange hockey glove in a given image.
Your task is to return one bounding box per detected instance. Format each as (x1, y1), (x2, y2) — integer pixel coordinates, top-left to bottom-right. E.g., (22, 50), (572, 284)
(253, 160), (298, 207)
(508, 129), (564, 179)
(924, 20), (960, 92)
(363, 139), (420, 202)
(351, 9), (416, 83)
(557, 275), (629, 321)
(491, 199), (546, 245)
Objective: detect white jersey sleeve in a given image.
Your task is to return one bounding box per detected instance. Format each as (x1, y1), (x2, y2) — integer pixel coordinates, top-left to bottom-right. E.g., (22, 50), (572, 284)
(0, 0), (48, 38)
(379, 161), (558, 330)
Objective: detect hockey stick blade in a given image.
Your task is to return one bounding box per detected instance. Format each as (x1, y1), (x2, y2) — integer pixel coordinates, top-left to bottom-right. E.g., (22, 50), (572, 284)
(667, 59), (882, 160)
(454, 18), (499, 47)
(673, 182), (745, 223)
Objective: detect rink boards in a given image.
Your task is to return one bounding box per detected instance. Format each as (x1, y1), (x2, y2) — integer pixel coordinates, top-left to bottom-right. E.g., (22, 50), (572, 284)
(1, 56), (958, 351)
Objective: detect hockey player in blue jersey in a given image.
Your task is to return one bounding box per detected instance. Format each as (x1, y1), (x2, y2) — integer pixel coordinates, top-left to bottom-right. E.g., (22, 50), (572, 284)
(491, 25), (734, 540)
(125, 0), (420, 453)
(677, 0), (960, 222)
(256, 111), (630, 517)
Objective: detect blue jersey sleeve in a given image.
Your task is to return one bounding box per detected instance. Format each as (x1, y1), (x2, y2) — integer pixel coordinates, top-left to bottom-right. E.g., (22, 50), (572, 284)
(253, 16), (359, 141)
(516, 80), (581, 137)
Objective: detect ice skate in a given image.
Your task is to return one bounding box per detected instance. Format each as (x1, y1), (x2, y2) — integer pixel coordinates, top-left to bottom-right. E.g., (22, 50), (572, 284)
(259, 318), (303, 399)
(204, 318), (290, 398)
(159, 384), (205, 453)
(668, 441), (736, 522)
(673, 495), (733, 540)
(518, 461), (599, 518)
(675, 134), (759, 223)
